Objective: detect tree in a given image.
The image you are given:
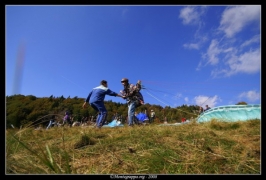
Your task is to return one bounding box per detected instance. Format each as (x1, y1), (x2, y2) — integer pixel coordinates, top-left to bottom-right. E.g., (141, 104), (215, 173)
(6, 94), (202, 128)
(236, 101), (247, 105)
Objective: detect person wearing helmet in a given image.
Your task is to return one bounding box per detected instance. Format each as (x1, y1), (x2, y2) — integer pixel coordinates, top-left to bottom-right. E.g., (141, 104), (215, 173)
(120, 78), (143, 127)
(82, 80), (124, 128)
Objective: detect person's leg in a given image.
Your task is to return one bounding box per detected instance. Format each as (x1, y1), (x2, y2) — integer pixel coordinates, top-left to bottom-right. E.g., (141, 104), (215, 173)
(68, 119), (72, 127)
(46, 120), (52, 129)
(90, 103), (100, 127)
(128, 102), (136, 126)
(91, 102), (107, 128)
(133, 115), (138, 125)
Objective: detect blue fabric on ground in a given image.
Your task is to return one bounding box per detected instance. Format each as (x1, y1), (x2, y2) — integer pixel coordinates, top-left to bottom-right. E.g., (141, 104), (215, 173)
(102, 120), (124, 127)
(136, 113), (149, 122)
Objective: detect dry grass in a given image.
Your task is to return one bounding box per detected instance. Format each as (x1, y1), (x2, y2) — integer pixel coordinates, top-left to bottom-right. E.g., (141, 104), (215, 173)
(6, 119), (261, 174)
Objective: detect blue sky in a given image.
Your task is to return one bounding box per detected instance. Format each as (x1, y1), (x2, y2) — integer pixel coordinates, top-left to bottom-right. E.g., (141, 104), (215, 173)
(6, 5), (261, 108)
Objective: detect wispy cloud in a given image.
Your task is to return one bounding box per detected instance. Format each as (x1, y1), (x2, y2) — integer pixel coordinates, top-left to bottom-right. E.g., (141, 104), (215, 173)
(211, 48), (261, 77)
(238, 90), (260, 102)
(183, 43), (200, 50)
(179, 6), (207, 25)
(205, 39), (222, 65)
(226, 48), (261, 74)
(180, 6), (208, 50)
(218, 5), (260, 38)
(184, 97), (189, 103)
(195, 5), (260, 78)
(194, 95), (220, 108)
(240, 34), (260, 48)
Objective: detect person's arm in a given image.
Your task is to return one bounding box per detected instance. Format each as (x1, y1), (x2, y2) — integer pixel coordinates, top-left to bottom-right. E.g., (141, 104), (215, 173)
(136, 80), (142, 90)
(106, 89), (125, 98)
(116, 93), (125, 98)
(119, 90), (127, 99)
(83, 91), (92, 108)
(82, 102), (87, 109)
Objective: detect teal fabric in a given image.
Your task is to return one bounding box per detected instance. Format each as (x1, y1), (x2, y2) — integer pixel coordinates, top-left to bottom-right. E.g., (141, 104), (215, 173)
(197, 104), (261, 123)
(102, 119), (124, 127)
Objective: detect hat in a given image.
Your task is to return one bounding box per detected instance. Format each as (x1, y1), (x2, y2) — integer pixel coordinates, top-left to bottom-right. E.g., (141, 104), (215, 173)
(151, 110), (154, 111)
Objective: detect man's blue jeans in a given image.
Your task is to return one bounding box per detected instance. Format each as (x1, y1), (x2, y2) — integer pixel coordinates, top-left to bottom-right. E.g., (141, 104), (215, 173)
(90, 101), (107, 128)
(128, 101), (136, 126)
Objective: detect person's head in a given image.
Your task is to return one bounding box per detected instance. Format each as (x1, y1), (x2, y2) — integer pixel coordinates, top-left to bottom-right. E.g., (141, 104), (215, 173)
(101, 80), (108, 87)
(121, 78), (129, 86)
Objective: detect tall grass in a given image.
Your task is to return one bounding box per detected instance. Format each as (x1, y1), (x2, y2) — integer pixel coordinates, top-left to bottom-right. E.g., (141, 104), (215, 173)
(6, 119), (261, 174)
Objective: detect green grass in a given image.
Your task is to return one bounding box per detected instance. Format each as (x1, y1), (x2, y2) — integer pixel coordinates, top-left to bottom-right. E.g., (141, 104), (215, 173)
(6, 119), (261, 174)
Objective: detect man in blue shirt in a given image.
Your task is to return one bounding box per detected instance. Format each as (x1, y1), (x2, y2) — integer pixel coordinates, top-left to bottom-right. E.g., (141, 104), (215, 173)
(82, 80), (124, 128)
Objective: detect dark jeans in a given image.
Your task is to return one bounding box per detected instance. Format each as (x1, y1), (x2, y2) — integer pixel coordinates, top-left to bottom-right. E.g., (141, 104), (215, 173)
(90, 101), (107, 128)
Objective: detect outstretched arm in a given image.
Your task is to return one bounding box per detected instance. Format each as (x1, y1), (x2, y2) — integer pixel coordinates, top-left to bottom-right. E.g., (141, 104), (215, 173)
(116, 93), (125, 99)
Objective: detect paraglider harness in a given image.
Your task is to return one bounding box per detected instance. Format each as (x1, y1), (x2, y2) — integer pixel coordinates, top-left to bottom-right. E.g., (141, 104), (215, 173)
(122, 81), (144, 108)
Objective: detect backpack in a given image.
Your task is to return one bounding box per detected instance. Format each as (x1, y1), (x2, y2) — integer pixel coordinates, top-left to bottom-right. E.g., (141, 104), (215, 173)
(122, 81), (144, 107)
(134, 91), (144, 108)
(133, 81), (144, 107)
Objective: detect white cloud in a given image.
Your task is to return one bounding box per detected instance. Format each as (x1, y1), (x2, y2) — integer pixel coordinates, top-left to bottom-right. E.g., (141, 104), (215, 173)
(180, 6), (208, 50)
(183, 43), (199, 50)
(240, 34), (260, 48)
(206, 39), (221, 65)
(203, 37), (260, 78)
(179, 6), (199, 25)
(226, 48), (261, 74)
(194, 95), (220, 108)
(183, 33), (209, 50)
(199, 39), (223, 69)
(238, 90), (260, 102)
(186, 5), (260, 80)
(179, 6), (207, 25)
(219, 5), (260, 38)
(211, 48), (260, 77)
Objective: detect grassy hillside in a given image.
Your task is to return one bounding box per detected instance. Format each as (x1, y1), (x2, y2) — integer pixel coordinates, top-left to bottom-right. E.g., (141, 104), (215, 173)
(6, 119), (260, 175)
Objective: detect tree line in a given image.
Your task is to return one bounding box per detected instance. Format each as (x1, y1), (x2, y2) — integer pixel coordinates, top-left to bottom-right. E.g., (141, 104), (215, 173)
(6, 94), (247, 129)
